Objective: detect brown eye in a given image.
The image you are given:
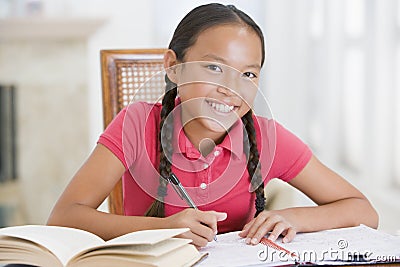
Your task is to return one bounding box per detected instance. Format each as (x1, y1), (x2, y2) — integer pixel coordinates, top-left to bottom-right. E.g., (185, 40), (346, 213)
(243, 72), (257, 78)
(206, 64), (223, 72)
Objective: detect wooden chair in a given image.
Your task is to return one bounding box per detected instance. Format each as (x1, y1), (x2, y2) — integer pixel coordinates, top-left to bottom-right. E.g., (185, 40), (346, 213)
(100, 49), (167, 215)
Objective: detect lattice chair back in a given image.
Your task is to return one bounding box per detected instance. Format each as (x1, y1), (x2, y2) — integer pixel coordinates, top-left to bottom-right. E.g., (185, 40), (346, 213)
(100, 49), (167, 215)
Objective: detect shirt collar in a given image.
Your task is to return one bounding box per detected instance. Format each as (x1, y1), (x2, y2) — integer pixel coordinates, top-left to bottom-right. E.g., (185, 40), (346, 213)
(171, 98), (244, 159)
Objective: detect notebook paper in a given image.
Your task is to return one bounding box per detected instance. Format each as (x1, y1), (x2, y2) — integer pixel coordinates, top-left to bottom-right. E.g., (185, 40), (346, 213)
(198, 225), (400, 266)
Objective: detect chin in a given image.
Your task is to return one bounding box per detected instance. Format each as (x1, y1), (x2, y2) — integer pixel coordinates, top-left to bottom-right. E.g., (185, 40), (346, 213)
(204, 118), (237, 133)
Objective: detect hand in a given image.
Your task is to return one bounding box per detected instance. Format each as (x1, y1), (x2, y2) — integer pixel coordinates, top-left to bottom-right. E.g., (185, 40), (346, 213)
(238, 210), (297, 245)
(164, 209), (227, 247)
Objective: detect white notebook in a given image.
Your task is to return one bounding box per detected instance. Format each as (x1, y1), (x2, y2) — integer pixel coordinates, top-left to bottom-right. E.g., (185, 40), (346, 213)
(199, 225), (400, 266)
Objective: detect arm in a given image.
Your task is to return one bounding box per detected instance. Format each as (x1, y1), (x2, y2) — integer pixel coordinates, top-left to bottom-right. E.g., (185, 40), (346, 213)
(47, 144), (225, 247)
(239, 155), (378, 244)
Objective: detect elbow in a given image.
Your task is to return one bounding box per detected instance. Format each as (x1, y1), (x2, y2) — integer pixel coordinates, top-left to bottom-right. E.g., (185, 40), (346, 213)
(356, 200), (379, 229)
(46, 204), (70, 227)
(46, 209), (61, 226)
(367, 206), (379, 229)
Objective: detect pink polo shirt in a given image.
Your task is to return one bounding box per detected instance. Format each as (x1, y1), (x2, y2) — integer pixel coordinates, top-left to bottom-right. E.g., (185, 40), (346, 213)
(98, 101), (312, 233)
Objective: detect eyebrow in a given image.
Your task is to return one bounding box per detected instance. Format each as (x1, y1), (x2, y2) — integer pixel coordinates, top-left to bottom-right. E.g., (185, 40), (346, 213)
(201, 54), (261, 70)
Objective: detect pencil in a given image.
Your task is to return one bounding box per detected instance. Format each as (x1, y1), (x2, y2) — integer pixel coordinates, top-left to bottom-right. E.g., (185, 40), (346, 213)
(169, 173), (217, 241)
(260, 237), (298, 258)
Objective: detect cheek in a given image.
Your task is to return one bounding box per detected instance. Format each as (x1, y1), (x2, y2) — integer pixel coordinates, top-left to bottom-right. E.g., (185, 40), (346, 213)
(178, 83), (214, 101)
(177, 85), (193, 102)
(178, 84), (211, 116)
(241, 89), (257, 108)
(237, 78), (258, 105)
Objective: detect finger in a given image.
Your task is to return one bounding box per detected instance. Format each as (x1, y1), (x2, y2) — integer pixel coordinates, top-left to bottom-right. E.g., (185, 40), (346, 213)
(180, 231), (209, 248)
(212, 211), (226, 237)
(267, 221), (288, 242)
(248, 215), (286, 245)
(188, 220), (215, 242)
(249, 219), (284, 245)
(245, 212), (278, 242)
(212, 211), (228, 222)
(244, 212), (269, 239)
(238, 220), (254, 237)
(282, 227), (296, 243)
(200, 211), (227, 234)
(191, 211), (220, 242)
(281, 229), (288, 237)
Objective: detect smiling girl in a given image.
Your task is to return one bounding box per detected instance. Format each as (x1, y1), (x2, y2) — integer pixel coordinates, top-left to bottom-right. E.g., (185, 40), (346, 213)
(48, 3), (378, 248)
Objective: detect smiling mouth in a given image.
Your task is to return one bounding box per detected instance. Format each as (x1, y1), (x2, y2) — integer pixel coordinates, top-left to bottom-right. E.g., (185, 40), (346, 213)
(205, 100), (237, 113)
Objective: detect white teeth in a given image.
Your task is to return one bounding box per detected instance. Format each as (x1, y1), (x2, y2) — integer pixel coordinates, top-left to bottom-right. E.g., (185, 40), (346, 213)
(207, 101), (234, 113)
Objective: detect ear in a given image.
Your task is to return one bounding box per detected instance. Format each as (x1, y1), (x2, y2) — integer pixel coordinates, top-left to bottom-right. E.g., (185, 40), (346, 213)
(164, 49), (179, 84)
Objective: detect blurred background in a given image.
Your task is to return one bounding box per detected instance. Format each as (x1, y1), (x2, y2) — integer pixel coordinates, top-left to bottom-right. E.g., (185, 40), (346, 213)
(0, 0), (399, 234)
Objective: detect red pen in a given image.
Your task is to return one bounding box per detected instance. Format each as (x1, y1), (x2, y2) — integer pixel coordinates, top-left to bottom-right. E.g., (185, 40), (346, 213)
(260, 237), (298, 259)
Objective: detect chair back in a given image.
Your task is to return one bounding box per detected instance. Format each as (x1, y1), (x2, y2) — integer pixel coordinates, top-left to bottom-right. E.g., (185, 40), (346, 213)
(100, 49), (166, 215)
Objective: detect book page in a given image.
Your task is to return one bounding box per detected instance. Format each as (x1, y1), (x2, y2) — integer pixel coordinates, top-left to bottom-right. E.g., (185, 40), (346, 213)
(69, 228), (191, 264)
(105, 228), (189, 245)
(0, 225), (104, 266)
(0, 226), (190, 266)
(198, 225), (400, 266)
(70, 244), (205, 267)
(72, 237), (191, 260)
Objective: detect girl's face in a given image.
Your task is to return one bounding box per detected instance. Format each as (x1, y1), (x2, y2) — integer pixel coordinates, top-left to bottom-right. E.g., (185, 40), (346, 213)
(168, 24), (263, 136)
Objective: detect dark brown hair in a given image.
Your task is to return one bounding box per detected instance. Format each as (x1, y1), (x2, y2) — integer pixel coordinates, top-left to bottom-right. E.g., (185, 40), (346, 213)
(145, 3), (266, 218)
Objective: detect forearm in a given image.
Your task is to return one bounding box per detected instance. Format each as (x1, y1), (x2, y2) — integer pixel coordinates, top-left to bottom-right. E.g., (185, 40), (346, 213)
(47, 203), (166, 241)
(280, 197), (379, 233)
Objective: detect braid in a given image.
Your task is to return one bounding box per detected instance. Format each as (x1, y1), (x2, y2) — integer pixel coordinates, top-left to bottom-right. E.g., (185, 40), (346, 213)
(145, 75), (177, 217)
(242, 111), (266, 217)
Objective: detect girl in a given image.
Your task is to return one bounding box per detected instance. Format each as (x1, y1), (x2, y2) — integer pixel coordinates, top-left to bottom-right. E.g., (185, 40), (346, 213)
(48, 3), (378, 248)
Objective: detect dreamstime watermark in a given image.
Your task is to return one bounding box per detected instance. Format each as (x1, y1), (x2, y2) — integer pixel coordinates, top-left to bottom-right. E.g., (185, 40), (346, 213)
(257, 239), (399, 263)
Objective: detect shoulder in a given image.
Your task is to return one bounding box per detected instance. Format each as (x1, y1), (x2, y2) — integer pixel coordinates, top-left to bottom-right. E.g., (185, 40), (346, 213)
(103, 102), (162, 131)
(273, 121), (309, 149)
(269, 120), (313, 181)
(125, 101), (162, 117)
(100, 101), (162, 145)
(98, 101), (162, 168)
(122, 101), (162, 125)
(252, 115), (312, 181)
(252, 115), (307, 145)
(120, 101), (162, 136)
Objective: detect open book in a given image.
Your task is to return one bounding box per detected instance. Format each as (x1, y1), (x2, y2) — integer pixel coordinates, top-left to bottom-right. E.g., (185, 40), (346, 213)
(0, 225), (207, 267)
(198, 225), (400, 266)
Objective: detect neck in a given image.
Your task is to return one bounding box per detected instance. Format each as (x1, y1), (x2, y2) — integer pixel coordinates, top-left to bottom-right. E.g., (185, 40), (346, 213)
(183, 120), (226, 157)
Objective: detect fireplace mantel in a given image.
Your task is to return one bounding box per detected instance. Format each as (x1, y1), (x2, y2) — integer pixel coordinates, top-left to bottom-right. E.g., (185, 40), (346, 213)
(0, 17), (106, 41)
(0, 16), (107, 224)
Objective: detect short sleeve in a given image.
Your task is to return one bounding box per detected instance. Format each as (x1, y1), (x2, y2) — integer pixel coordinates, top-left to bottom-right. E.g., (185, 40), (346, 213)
(271, 122), (312, 182)
(97, 102), (152, 170)
(98, 108), (128, 169)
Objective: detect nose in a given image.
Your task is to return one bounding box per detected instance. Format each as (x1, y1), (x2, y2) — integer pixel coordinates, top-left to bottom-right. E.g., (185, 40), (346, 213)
(216, 67), (242, 97)
(217, 86), (236, 96)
